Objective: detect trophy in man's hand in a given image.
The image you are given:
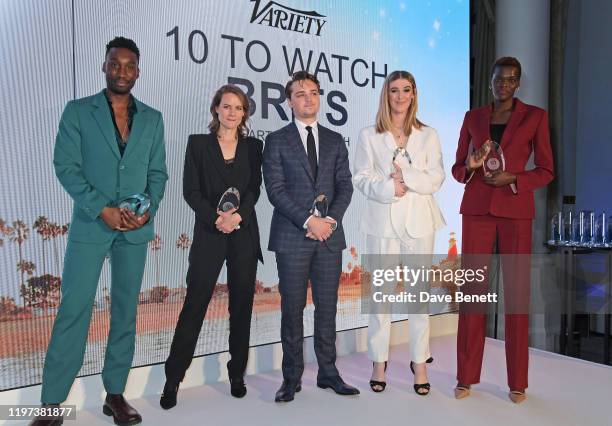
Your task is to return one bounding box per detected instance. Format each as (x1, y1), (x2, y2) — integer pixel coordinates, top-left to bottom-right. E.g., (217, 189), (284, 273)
(310, 194), (337, 231)
(117, 193), (151, 216)
(217, 187), (240, 212)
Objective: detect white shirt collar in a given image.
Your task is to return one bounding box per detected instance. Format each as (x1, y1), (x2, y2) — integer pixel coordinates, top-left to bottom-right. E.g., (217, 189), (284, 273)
(294, 118), (318, 133)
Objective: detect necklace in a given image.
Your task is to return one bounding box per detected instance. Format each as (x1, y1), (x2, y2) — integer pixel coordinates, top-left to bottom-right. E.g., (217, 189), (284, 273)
(392, 130), (407, 148)
(119, 119), (129, 142)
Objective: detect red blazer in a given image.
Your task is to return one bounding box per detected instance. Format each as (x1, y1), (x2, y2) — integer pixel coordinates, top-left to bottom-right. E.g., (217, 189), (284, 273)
(452, 98), (554, 219)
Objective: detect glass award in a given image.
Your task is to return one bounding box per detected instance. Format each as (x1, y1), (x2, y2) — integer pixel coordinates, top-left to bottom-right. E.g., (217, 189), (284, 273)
(310, 194), (337, 230)
(392, 147), (411, 166)
(482, 141), (517, 193)
(482, 141), (504, 175)
(593, 212), (607, 247)
(117, 193), (151, 216)
(548, 211), (563, 245)
(578, 210), (594, 247)
(217, 187), (240, 212)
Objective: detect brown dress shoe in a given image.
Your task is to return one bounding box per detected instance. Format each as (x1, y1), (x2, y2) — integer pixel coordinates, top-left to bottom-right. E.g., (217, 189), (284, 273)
(102, 394), (142, 426)
(28, 404), (63, 425)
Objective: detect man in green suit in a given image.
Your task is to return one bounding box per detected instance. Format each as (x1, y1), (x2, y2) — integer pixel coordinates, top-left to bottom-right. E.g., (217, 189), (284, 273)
(31, 37), (167, 426)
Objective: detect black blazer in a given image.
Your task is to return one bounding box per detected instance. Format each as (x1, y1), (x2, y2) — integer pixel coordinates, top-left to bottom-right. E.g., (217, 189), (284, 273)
(183, 133), (264, 262)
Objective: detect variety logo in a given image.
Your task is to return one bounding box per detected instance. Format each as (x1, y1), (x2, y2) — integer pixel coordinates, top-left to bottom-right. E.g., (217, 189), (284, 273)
(249, 0), (327, 36)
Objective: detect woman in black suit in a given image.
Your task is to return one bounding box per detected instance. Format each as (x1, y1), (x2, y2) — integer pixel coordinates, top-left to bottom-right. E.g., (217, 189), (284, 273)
(160, 85), (263, 408)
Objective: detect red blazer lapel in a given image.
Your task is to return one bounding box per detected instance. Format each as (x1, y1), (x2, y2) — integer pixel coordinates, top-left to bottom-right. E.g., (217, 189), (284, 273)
(500, 98), (527, 150)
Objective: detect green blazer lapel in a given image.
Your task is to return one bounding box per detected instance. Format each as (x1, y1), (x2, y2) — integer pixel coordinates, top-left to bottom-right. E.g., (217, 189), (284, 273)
(91, 90), (121, 159)
(122, 99), (148, 161)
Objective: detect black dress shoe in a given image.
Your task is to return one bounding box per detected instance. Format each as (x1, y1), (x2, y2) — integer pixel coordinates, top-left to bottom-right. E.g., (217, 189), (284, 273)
(28, 405), (63, 426)
(159, 381), (179, 410)
(230, 378), (247, 398)
(316, 376), (360, 396)
(274, 380), (302, 402)
(102, 394), (142, 426)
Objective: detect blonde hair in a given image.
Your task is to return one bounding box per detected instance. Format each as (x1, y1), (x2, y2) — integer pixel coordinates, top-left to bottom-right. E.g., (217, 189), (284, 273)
(375, 70), (424, 136)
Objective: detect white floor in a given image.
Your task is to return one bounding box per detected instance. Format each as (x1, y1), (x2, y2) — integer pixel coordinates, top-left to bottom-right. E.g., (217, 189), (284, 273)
(12, 334), (611, 426)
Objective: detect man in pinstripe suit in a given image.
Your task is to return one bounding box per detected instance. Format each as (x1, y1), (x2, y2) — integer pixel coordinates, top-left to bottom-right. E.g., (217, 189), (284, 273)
(263, 71), (358, 402)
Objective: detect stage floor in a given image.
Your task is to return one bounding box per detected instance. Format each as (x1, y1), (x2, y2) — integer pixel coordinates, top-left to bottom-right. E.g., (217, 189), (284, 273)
(19, 334), (612, 425)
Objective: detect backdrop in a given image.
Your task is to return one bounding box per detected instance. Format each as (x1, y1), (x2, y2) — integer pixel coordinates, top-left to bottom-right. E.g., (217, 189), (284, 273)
(0, 0), (469, 390)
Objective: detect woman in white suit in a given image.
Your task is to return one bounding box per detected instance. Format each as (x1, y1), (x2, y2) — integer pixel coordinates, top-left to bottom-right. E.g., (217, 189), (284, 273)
(353, 70), (445, 395)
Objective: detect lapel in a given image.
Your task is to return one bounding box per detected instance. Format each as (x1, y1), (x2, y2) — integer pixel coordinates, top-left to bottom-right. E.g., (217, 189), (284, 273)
(316, 125), (336, 185)
(207, 133), (232, 188)
(122, 98), (148, 162)
(91, 90), (121, 160)
(500, 98), (527, 150)
(232, 137), (249, 187)
(382, 131), (397, 154)
(405, 127), (426, 161)
(287, 122), (315, 183)
(478, 105), (491, 147)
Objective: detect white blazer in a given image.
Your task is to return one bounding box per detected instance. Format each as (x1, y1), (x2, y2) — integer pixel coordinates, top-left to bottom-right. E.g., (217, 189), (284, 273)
(352, 125), (446, 239)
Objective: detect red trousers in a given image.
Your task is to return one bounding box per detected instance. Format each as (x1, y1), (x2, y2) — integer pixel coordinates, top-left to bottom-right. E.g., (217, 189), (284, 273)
(456, 214), (532, 391)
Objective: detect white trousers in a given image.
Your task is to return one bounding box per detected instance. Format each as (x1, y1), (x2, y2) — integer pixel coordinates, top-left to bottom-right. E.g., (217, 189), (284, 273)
(366, 232), (434, 364)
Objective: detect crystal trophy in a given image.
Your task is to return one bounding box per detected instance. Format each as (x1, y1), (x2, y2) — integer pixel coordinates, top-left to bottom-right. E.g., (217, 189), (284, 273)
(310, 194), (337, 231)
(392, 147), (412, 167)
(482, 141), (517, 193)
(548, 211), (563, 245)
(217, 187), (240, 212)
(117, 193), (151, 216)
(593, 212), (608, 247)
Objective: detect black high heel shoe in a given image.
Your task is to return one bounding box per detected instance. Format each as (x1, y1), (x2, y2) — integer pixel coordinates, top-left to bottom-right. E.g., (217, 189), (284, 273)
(230, 378), (247, 398)
(160, 381), (179, 409)
(369, 361), (388, 393)
(410, 357), (433, 396)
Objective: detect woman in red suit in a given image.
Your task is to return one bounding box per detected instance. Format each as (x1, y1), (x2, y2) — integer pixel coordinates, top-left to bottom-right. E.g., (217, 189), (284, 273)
(451, 57), (554, 403)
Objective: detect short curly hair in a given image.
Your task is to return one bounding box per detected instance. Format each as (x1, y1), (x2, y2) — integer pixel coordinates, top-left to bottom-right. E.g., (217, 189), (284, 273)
(491, 56), (521, 78)
(105, 37), (140, 60)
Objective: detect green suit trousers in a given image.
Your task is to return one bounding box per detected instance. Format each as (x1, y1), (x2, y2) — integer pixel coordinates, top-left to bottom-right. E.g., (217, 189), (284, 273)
(41, 232), (147, 403)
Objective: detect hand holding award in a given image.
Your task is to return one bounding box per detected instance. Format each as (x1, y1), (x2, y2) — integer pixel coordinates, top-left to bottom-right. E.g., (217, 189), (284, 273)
(481, 141), (517, 193)
(306, 194), (337, 241)
(216, 187), (241, 233)
(113, 193), (151, 231)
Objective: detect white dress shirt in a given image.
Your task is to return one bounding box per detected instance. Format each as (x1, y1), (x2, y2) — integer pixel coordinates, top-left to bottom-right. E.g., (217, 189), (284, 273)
(294, 118), (319, 161)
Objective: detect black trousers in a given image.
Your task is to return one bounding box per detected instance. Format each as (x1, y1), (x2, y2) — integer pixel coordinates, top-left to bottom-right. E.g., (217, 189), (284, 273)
(164, 226), (258, 383)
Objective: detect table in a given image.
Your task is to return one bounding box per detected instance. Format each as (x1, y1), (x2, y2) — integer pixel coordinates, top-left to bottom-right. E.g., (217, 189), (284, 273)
(547, 244), (611, 364)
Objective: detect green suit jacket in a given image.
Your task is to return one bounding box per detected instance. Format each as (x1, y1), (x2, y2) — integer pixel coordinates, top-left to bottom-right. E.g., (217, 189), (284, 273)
(53, 90), (168, 244)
